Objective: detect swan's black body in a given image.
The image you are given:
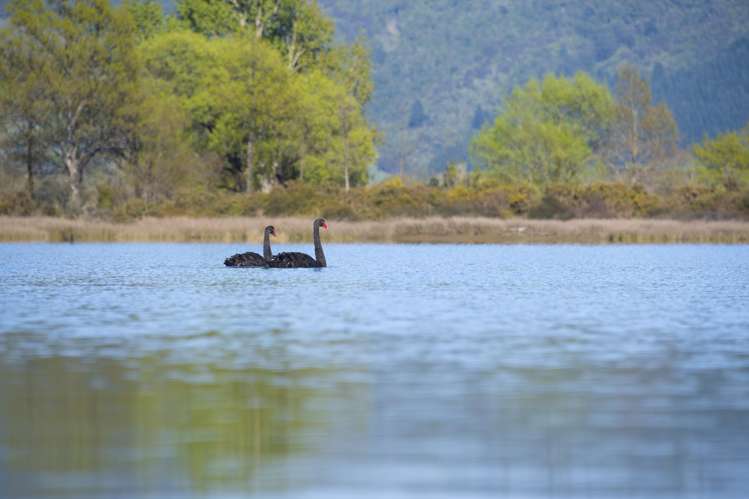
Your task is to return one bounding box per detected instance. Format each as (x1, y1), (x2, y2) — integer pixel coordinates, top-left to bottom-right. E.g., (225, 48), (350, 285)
(269, 252), (319, 268)
(224, 226), (275, 267)
(269, 218), (327, 268)
(224, 251), (266, 267)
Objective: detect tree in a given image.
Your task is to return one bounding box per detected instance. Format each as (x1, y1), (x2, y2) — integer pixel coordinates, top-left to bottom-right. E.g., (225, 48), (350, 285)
(470, 73), (615, 185)
(294, 71), (375, 188)
(0, 19), (52, 199)
(275, 0), (333, 71)
(609, 64), (679, 173)
(3, 0), (141, 210)
(143, 32), (291, 191)
(125, 0), (167, 41)
(176, 0), (237, 37)
(177, 0), (333, 72)
(123, 80), (209, 204)
(198, 37), (299, 191)
(471, 105), (489, 129)
(533, 72), (616, 151)
(641, 103), (679, 163)
(471, 118), (591, 185)
(693, 124), (749, 190)
(408, 99), (428, 128)
(141, 26), (375, 192)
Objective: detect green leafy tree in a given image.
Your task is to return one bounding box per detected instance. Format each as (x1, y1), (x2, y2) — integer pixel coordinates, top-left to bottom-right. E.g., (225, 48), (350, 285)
(470, 73), (615, 185)
(294, 70), (375, 188)
(276, 0), (333, 71)
(177, 0), (333, 71)
(142, 33), (292, 190)
(472, 118), (591, 185)
(3, 0), (141, 210)
(123, 80), (211, 204)
(693, 124), (749, 190)
(176, 0), (236, 37)
(125, 0), (167, 41)
(141, 28), (375, 192)
(531, 72), (616, 151)
(0, 18), (52, 199)
(140, 30), (215, 101)
(198, 37), (299, 191)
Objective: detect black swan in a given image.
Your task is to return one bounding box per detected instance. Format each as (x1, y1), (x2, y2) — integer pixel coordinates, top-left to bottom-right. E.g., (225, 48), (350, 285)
(269, 218), (328, 268)
(224, 225), (276, 267)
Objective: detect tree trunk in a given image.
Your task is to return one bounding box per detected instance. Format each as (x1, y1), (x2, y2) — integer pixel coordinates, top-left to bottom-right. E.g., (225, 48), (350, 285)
(245, 138), (254, 193)
(629, 109), (640, 164)
(64, 149), (82, 211)
(25, 135), (34, 200)
(343, 140), (350, 192)
(228, 0), (247, 28)
(255, 8), (264, 39)
(260, 161), (277, 193)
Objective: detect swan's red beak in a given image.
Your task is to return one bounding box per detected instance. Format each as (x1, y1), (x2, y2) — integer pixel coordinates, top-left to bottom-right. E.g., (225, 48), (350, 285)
(322, 222), (328, 231)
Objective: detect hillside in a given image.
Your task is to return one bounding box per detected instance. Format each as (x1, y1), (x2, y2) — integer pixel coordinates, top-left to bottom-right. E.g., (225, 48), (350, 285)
(3, 0), (749, 177)
(318, 0), (749, 176)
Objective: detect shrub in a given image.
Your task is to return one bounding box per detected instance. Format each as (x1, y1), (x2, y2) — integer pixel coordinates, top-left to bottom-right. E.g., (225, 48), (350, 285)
(529, 182), (661, 219)
(0, 191), (34, 215)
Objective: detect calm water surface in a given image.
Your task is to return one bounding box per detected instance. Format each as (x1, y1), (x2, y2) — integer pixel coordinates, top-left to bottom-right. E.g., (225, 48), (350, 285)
(1, 243), (748, 499)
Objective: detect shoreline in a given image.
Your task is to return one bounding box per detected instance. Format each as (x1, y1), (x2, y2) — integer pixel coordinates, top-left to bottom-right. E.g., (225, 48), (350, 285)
(1, 216), (748, 244)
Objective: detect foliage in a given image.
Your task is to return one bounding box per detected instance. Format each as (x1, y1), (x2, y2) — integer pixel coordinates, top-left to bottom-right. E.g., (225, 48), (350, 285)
(470, 68), (686, 189)
(1, 0), (375, 209)
(177, 0), (334, 72)
(0, 12), (52, 198)
(125, 0), (167, 40)
(140, 30), (375, 191)
(608, 65), (679, 172)
(693, 124), (749, 191)
(529, 182), (661, 219)
(319, 0), (749, 175)
(122, 80), (216, 205)
(470, 73), (616, 185)
(1, 0), (141, 210)
(2, 0), (748, 222)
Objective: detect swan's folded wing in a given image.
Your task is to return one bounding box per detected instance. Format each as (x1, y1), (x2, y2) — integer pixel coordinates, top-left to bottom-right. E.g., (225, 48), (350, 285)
(224, 251), (267, 267)
(269, 252), (318, 268)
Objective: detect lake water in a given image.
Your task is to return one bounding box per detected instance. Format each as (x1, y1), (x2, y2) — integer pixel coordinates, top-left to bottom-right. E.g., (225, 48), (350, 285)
(1, 243), (748, 499)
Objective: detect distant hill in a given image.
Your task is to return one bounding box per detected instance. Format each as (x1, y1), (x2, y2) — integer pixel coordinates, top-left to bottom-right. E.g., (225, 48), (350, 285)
(319, 0), (749, 175)
(3, 0), (749, 176)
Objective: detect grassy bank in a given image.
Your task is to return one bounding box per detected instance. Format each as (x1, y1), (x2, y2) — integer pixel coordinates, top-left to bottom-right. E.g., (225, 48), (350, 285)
(1, 216), (749, 244)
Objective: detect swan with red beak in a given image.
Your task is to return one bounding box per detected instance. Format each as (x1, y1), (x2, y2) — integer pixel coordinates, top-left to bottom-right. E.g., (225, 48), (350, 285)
(269, 218), (328, 268)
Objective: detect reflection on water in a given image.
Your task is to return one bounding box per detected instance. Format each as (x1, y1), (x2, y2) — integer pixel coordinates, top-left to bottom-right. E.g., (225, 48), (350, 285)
(1, 243), (749, 498)
(0, 349), (364, 498)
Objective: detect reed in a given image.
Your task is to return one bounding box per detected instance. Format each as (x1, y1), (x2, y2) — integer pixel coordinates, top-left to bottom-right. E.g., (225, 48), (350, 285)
(1, 216), (749, 244)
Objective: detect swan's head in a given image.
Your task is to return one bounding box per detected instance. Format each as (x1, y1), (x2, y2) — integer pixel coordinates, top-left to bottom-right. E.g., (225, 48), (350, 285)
(315, 218), (328, 231)
(265, 225), (276, 236)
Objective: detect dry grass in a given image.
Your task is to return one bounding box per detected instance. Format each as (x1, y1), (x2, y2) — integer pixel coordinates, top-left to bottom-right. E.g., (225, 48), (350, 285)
(1, 216), (748, 244)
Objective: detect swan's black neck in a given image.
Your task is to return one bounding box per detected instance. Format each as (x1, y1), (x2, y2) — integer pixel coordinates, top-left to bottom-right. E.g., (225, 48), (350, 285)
(263, 230), (272, 260)
(314, 224), (326, 267)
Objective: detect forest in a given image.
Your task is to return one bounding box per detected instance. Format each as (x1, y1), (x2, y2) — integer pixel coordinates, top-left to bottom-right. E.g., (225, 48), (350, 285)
(320, 0), (749, 176)
(1, 0), (748, 221)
